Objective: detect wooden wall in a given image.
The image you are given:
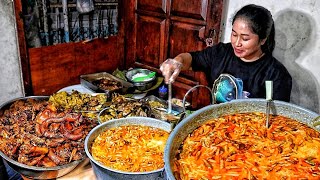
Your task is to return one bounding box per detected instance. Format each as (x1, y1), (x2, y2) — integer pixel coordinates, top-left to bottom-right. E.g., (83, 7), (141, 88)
(14, 0), (125, 95)
(29, 37), (124, 95)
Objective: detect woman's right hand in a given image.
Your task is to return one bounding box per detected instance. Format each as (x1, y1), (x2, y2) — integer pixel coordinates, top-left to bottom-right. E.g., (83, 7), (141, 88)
(160, 58), (183, 84)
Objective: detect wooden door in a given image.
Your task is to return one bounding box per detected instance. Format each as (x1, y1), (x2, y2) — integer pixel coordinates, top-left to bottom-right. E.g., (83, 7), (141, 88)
(124, 0), (224, 108)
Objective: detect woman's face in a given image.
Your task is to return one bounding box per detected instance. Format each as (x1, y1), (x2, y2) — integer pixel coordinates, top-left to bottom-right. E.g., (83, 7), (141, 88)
(231, 18), (266, 62)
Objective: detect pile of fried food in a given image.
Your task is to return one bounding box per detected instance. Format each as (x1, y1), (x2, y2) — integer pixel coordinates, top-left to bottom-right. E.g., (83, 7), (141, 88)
(92, 77), (122, 92)
(91, 125), (169, 172)
(0, 92), (101, 167)
(49, 91), (107, 119)
(174, 112), (320, 179)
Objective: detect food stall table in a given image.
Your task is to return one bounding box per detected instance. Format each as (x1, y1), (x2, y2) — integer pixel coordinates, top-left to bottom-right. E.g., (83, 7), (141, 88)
(21, 159), (96, 180)
(57, 159), (95, 180)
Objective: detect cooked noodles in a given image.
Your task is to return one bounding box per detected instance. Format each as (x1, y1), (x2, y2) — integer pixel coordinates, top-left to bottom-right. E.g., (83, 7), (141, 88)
(91, 125), (169, 172)
(174, 112), (320, 179)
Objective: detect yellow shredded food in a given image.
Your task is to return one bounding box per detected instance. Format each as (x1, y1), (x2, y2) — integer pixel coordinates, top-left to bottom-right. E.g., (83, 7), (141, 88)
(174, 112), (320, 180)
(91, 125), (169, 172)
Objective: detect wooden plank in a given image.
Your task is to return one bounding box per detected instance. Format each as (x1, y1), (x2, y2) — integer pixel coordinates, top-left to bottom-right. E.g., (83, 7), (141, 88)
(29, 37), (123, 95)
(123, 0), (137, 68)
(136, 15), (166, 67)
(171, 0), (208, 20)
(14, 0), (32, 95)
(137, 0), (167, 13)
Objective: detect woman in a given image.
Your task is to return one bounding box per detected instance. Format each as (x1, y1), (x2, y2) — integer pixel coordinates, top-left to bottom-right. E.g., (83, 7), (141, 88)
(160, 4), (292, 102)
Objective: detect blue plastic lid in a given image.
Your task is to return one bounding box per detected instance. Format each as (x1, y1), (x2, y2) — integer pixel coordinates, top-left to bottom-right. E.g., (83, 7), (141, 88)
(159, 85), (168, 93)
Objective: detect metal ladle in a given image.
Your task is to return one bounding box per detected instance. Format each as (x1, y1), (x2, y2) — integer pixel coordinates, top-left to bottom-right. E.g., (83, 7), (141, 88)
(265, 81), (273, 128)
(167, 83), (172, 114)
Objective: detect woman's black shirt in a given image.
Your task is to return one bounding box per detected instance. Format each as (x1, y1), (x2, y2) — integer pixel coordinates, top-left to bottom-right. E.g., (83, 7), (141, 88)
(190, 42), (292, 102)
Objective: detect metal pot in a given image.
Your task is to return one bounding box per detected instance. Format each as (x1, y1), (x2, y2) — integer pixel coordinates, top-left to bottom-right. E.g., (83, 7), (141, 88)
(0, 96), (84, 179)
(85, 117), (171, 180)
(126, 68), (156, 91)
(164, 99), (320, 180)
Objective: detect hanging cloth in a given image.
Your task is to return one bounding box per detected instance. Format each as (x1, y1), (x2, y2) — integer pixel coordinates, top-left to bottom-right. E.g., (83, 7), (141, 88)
(76, 0), (94, 14)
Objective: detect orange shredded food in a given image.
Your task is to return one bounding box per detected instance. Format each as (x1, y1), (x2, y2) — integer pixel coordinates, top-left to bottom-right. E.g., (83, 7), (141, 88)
(174, 112), (320, 180)
(91, 125), (169, 172)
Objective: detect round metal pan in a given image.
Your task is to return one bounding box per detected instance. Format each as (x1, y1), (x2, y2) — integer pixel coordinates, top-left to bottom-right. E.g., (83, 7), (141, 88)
(0, 96), (84, 179)
(164, 98), (320, 180)
(85, 117), (171, 180)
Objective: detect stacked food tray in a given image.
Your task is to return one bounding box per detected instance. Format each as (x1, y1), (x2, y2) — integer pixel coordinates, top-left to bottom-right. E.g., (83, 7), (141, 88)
(80, 72), (134, 99)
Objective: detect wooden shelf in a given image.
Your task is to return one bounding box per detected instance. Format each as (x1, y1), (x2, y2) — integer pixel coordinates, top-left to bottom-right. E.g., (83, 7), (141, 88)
(49, 2), (118, 8)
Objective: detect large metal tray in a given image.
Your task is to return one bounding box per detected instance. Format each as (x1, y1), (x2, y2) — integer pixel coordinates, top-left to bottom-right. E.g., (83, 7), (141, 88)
(0, 96), (84, 179)
(80, 72), (134, 96)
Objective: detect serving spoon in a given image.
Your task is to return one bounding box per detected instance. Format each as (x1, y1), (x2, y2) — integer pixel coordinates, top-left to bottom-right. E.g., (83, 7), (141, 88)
(265, 81), (273, 128)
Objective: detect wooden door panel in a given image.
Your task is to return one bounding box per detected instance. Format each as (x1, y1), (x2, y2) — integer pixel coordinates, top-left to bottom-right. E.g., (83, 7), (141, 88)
(171, 0), (207, 20)
(136, 15), (167, 67)
(169, 22), (206, 58)
(169, 22), (206, 79)
(125, 0), (223, 109)
(137, 0), (167, 13)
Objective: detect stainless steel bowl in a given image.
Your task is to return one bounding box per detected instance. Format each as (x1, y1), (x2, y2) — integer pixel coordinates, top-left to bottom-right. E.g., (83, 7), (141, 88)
(85, 117), (171, 180)
(0, 96), (84, 179)
(126, 68), (156, 91)
(164, 99), (320, 180)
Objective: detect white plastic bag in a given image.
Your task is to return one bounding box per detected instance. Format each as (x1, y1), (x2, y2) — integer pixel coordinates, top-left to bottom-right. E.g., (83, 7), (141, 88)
(76, 0), (94, 14)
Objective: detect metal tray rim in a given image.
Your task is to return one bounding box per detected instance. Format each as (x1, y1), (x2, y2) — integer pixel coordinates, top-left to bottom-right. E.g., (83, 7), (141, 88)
(80, 72), (133, 94)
